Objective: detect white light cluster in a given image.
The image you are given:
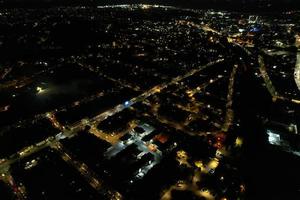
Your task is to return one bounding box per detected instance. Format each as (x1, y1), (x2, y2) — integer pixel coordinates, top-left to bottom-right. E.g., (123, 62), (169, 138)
(266, 130), (281, 145)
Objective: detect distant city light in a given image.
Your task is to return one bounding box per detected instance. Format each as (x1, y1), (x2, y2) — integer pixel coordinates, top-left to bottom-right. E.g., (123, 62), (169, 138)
(141, 4), (151, 10)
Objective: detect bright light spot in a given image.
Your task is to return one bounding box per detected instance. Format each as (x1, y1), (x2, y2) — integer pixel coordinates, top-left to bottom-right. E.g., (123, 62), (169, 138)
(176, 150), (189, 166)
(195, 160), (204, 170)
(124, 101), (130, 106)
(141, 4), (151, 9)
(208, 159), (219, 170)
(177, 150), (188, 159)
(36, 86), (45, 94)
(148, 143), (157, 152)
(199, 189), (214, 199)
(235, 137), (243, 147)
(266, 130), (281, 145)
(216, 149), (223, 158)
(240, 184), (246, 192)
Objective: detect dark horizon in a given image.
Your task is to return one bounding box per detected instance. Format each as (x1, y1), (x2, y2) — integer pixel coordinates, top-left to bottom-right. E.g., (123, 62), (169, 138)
(1, 0), (300, 11)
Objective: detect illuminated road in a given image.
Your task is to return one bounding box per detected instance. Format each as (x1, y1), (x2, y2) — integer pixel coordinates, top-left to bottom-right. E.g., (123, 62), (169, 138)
(89, 121), (137, 145)
(258, 55), (279, 99)
(69, 58), (224, 134)
(0, 65), (58, 91)
(259, 53), (300, 104)
(0, 58), (224, 194)
(0, 59), (224, 169)
(0, 17), (237, 199)
(0, 6), (259, 200)
(103, 122), (163, 181)
(104, 123), (155, 159)
(0, 19), (236, 199)
(294, 51), (300, 91)
(140, 74), (227, 136)
(263, 47), (300, 95)
(222, 64), (238, 132)
(53, 142), (122, 200)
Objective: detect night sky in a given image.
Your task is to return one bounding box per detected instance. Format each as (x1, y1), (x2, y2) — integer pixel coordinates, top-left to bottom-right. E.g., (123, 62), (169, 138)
(1, 0), (300, 11)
